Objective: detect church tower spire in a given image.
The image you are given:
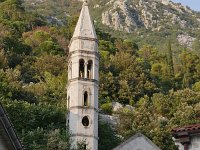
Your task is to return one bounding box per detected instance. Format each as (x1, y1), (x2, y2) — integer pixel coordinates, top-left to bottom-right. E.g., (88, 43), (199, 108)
(71, 0), (97, 40)
(67, 0), (99, 149)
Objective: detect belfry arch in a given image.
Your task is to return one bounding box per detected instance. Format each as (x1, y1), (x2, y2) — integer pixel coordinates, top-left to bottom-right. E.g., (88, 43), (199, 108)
(79, 59), (85, 78)
(87, 60), (93, 79)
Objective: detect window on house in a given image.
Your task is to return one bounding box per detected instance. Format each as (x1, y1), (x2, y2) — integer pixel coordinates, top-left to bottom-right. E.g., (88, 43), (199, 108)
(84, 91), (88, 106)
(87, 60), (93, 79)
(82, 116), (89, 127)
(79, 59), (85, 78)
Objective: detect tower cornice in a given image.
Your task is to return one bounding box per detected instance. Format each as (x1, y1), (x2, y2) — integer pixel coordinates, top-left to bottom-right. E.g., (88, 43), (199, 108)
(67, 50), (100, 63)
(71, 134), (98, 141)
(69, 106), (99, 113)
(68, 36), (99, 48)
(66, 78), (99, 89)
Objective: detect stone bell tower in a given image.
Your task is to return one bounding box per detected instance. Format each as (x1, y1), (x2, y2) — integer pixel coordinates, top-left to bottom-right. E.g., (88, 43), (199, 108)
(67, 0), (99, 149)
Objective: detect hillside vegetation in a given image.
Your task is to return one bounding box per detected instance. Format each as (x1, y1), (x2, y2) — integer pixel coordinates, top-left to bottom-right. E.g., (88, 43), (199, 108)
(0, 0), (200, 150)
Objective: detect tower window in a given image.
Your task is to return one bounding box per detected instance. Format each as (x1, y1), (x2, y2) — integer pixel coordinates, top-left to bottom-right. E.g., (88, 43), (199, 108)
(83, 91), (88, 106)
(87, 60), (93, 79)
(79, 59), (85, 78)
(82, 116), (89, 127)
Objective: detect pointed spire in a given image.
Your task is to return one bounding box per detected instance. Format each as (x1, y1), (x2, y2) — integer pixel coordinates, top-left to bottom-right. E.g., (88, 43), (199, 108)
(72, 0), (97, 40)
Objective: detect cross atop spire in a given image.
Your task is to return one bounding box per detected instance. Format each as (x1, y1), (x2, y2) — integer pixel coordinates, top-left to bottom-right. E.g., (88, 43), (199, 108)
(71, 0), (97, 40)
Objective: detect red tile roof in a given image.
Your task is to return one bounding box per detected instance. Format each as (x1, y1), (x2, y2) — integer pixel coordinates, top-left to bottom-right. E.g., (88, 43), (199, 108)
(172, 123), (200, 133)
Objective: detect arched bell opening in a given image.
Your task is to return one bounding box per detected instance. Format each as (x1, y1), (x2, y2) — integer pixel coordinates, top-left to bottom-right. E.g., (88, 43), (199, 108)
(87, 60), (93, 79)
(79, 59), (85, 78)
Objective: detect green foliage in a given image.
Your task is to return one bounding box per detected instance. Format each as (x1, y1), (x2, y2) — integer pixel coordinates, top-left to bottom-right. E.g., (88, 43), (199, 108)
(193, 81), (200, 91)
(21, 127), (47, 150)
(0, 98), (67, 149)
(75, 140), (88, 150)
(100, 102), (112, 114)
(47, 129), (69, 150)
(117, 89), (200, 150)
(179, 50), (200, 88)
(0, 0), (200, 149)
(0, 99), (66, 131)
(23, 29), (65, 55)
(99, 121), (121, 150)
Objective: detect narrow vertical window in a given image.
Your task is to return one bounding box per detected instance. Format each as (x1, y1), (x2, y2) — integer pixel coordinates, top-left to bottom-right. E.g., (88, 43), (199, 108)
(79, 59), (85, 78)
(84, 91), (88, 106)
(87, 60), (93, 79)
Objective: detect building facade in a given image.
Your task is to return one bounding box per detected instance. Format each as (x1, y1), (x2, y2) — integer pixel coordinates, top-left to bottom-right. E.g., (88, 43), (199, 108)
(172, 123), (200, 150)
(67, 0), (99, 149)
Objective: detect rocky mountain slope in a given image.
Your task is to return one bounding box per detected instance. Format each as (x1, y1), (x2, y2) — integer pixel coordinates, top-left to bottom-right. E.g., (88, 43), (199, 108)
(99, 0), (200, 32)
(22, 0), (200, 47)
(91, 0), (200, 47)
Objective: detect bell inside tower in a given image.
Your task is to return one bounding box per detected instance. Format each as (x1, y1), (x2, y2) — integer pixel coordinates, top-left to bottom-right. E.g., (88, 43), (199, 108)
(79, 59), (85, 78)
(87, 60), (93, 79)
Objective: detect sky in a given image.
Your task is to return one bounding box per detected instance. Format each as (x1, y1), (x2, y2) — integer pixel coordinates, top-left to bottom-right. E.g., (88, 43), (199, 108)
(172, 0), (200, 11)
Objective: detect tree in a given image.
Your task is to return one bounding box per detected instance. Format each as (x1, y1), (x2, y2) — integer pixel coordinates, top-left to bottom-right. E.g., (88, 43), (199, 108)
(0, 49), (7, 68)
(167, 41), (174, 77)
(98, 121), (121, 150)
(47, 129), (69, 150)
(179, 50), (200, 88)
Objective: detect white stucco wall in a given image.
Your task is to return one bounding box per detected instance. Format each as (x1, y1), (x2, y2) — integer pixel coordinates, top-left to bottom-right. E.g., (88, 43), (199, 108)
(68, 26), (99, 150)
(174, 134), (200, 150)
(67, 2), (99, 149)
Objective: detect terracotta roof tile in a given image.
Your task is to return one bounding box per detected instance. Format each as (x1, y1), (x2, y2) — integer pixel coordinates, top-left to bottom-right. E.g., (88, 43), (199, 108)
(172, 123), (200, 133)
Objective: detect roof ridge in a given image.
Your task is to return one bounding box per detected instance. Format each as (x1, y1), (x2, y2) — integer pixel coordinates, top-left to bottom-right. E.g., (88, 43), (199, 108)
(113, 133), (161, 150)
(0, 103), (24, 150)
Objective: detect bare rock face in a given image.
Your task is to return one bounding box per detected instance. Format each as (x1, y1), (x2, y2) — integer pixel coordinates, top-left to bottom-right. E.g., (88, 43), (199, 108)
(100, 0), (199, 33)
(112, 102), (123, 112)
(161, 0), (169, 5)
(102, 11), (111, 26)
(102, 0), (144, 33)
(99, 114), (118, 126)
(177, 34), (196, 47)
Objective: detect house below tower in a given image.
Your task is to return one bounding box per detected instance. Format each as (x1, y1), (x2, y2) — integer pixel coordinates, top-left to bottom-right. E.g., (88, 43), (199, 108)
(113, 133), (160, 150)
(172, 123), (200, 150)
